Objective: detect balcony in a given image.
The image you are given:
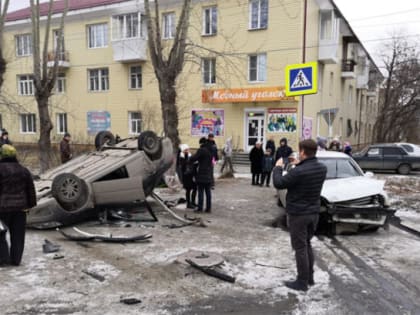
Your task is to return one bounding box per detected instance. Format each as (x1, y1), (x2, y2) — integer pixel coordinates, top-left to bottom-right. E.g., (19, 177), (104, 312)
(47, 51), (70, 68)
(341, 59), (356, 79)
(112, 37), (147, 63)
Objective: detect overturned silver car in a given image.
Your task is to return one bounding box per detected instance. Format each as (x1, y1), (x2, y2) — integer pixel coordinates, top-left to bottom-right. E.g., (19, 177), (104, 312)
(277, 151), (395, 234)
(28, 131), (173, 228)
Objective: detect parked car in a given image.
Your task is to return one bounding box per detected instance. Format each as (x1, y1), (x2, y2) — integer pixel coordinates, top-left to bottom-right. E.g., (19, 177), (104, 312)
(277, 151), (394, 234)
(395, 142), (420, 156)
(27, 131), (173, 228)
(353, 144), (420, 175)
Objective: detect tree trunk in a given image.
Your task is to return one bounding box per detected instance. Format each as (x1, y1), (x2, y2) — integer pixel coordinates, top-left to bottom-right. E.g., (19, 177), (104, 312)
(159, 79), (180, 151)
(0, 50), (5, 90)
(37, 96), (53, 172)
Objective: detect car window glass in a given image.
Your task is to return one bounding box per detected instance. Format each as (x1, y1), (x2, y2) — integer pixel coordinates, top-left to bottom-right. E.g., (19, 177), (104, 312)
(383, 147), (402, 156)
(96, 166), (129, 182)
(401, 145), (413, 152)
(319, 158), (362, 179)
(367, 148), (380, 156)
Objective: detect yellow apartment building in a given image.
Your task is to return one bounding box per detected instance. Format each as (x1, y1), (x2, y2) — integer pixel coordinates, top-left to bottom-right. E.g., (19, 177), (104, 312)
(1, 0), (382, 152)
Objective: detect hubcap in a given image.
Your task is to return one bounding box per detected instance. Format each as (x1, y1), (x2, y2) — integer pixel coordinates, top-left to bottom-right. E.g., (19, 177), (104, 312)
(60, 178), (79, 202)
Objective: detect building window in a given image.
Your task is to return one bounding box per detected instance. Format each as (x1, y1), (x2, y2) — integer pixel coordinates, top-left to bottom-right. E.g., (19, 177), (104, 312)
(348, 85), (353, 104)
(202, 58), (216, 84)
(56, 73), (66, 93)
(88, 23), (108, 48)
(329, 72), (334, 96)
(88, 68), (109, 91)
(129, 66), (142, 89)
(15, 34), (33, 56)
(203, 6), (217, 36)
(112, 13), (141, 40)
(249, 0), (268, 30)
(129, 111), (142, 134)
(18, 75), (34, 96)
(162, 12), (175, 39)
(56, 113), (68, 134)
(20, 113), (36, 133)
(249, 54), (266, 82)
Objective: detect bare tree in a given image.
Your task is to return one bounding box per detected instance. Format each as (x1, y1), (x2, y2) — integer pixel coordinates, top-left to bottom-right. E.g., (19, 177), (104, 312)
(30, 0), (68, 172)
(0, 0), (10, 91)
(144, 0), (191, 151)
(373, 36), (420, 143)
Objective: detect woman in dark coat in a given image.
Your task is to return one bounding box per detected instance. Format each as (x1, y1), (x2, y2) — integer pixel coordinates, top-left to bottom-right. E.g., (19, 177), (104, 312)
(178, 144), (197, 209)
(249, 142), (264, 185)
(189, 138), (213, 212)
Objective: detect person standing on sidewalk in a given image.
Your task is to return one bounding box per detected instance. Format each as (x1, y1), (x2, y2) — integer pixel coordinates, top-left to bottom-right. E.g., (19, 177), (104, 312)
(207, 133), (218, 188)
(190, 138), (213, 213)
(0, 144), (36, 266)
(261, 149), (275, 187)
(273, 139), (327, 291)
(60, 132), (72, 164)
(249, 141), (264, 185)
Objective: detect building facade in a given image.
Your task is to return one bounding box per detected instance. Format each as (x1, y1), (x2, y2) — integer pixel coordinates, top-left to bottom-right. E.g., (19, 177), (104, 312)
(1, 0), (382, 152)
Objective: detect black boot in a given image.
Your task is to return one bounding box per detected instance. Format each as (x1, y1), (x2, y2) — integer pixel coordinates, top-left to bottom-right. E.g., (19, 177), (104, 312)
(284, 279), (308, 292)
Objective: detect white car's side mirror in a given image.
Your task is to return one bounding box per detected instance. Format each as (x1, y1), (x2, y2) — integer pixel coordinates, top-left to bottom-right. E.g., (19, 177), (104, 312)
(364, 171), (374, 178)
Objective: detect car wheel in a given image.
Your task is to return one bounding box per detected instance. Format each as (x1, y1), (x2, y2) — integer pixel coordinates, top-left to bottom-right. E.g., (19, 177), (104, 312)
(95, 131), (115, 150)
(397, 164), (411, 175)
(52, 173), (89, 212)
(138, 131), (162, 160)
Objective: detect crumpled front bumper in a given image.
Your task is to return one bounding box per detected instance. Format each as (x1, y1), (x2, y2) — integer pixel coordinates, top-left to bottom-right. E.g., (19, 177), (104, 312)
(327, 204), (396, 226)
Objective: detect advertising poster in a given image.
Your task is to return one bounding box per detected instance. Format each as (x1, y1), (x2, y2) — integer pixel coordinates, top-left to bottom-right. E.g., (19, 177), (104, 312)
(87, 111), (111, 134)
(191, 109), (224, 136)
(302, 116), (313, 140)
(267, 108), (297, 133)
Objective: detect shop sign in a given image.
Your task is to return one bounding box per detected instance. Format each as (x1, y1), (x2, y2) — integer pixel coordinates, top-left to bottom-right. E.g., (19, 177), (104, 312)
(87, 111), (111, 134)
(267, 108), (297, 133)
(202, 87), (296, 103)
(191, 109), (224, 137)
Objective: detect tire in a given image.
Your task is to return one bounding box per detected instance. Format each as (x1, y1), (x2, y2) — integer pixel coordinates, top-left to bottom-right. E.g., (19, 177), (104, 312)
(138, 131), (162, 160)
(52, 173), (89, 212)
(397, 164), (411, 175)
(95, 131), (115, 150)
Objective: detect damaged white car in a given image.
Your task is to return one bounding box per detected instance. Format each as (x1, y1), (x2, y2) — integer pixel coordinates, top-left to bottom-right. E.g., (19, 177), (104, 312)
(277, 151), (395, 234)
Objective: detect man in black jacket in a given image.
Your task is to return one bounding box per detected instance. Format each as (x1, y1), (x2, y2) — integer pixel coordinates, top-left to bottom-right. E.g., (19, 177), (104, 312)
(275, 137), (292, 162)
(0, 145), (37, 266)
(273, 139), (327, 291)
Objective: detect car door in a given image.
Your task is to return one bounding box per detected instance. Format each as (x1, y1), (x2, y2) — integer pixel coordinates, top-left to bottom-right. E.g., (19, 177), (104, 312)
(382, 147), (405, 170)
(358, 147), (383, 170)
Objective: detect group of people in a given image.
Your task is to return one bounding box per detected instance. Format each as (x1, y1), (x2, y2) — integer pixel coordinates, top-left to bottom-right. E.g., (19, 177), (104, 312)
(0, 128), (327, 294)
(249, 137), (294, 187)
(316, 136), (352, 156)
(177, 133), (218, 213)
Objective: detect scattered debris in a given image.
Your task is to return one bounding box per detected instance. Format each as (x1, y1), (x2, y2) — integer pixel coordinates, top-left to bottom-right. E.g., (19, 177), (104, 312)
(176, 250), (224, 268)
(53, 254), (64, 260)
(186, 259), (236, 283)
(152, 192), (207, 227)
(82, 269), (105, 282)
(42, 239), (61, 253)
(57, 227), (152, 243)
(120, 297), (142, 305)
(255, 262), (288, 269)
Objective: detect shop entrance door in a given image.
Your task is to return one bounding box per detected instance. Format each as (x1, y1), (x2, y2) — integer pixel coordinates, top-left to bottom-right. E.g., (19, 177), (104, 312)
(245, 111), (265, 152)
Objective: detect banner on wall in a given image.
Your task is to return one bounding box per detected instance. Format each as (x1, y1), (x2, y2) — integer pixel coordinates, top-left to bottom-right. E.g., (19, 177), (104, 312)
(267, 108), (297, 133)
(302, 117), (313, 140)
(87, 111), (111, 134)
(191, 109), (224, 136)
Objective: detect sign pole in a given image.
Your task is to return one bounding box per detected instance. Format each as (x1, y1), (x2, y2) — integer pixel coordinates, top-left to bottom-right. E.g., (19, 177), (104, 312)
(301, 0), (308, 140)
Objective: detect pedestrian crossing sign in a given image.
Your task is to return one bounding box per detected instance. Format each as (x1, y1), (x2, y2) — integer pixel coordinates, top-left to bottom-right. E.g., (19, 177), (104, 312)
(285, 62), (318, 96)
